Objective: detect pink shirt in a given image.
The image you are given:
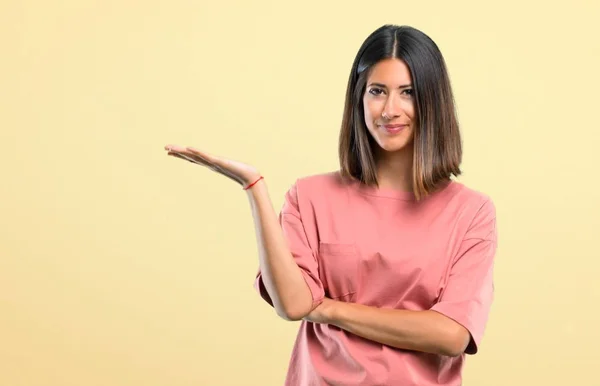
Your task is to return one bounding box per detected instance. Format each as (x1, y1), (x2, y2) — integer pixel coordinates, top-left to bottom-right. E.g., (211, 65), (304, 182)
(254, 171), (497, 386)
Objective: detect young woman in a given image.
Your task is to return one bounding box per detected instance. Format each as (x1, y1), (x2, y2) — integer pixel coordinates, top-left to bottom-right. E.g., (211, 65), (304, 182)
(165, 24), (497, 386)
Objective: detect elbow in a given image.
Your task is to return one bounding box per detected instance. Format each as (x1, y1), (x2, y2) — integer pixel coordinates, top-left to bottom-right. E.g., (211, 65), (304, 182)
(274, 300), (312, 321)
(274, 290), (315, 321)
(275, 305), (310, 321)
(440, 328), (471, 357)
(440, 344), (465, 358)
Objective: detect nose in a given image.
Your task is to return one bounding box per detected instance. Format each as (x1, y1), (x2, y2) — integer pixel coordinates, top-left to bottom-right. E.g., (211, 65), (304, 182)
(382, 93), (402, 120)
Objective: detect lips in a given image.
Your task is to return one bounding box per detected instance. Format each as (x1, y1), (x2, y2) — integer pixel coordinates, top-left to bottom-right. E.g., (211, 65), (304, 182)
(384, 124), (407, 129)
(381, 124), (408, 134)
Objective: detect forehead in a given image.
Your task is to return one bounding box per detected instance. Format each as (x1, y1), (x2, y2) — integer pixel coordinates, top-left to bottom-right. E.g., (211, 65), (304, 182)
(367, 58), (412, 85)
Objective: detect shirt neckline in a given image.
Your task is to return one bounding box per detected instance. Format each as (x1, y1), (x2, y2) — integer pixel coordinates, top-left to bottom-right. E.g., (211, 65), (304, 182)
(353, 179), (455, 201)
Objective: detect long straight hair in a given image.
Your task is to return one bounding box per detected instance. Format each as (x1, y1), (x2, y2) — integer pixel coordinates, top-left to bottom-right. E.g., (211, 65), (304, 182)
(339, 25), (462, 200)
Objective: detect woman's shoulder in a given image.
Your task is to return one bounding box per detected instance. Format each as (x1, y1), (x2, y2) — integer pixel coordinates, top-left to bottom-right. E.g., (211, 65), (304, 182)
(450, 180), (493, 201)
(293, 170), (349, 191)
(282, 170), (353, 205)
(447, 180), (496, 218)
(278, 171), (349, 215)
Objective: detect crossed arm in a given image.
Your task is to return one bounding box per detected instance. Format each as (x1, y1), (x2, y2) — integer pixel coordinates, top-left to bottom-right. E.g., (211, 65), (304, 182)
(303, 298), (471, 357)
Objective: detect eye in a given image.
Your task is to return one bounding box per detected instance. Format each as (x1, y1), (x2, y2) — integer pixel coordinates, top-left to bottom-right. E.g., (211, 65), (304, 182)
(402, 88), (414, 96)
(368, 87), (385, 96)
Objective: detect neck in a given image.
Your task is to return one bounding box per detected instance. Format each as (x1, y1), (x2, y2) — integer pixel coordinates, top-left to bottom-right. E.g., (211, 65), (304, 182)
(375, 146), (414, 192)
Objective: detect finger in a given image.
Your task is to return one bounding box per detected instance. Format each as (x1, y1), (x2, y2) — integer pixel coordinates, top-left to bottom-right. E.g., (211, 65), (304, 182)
(169, 152), (230, 177)
(174, 151), (243, 184)
(167, 146), (220, 168)
(168, 153), (198, 164)
(185, 147), (220, 165)
(168, 151), (210, 166)
(165, 144), (186, 152)
(168, 149), (211, 166)
(168, 153), (243, 185)
(167, 146), (215, 168)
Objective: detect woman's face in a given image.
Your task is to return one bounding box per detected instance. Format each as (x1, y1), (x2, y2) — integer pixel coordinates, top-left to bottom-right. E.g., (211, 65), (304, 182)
(362, 58), (416, 154)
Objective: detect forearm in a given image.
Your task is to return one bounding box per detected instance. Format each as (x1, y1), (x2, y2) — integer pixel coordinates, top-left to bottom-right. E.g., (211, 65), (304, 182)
(247, 180), (313, 321)
(326, 301), (469, 357)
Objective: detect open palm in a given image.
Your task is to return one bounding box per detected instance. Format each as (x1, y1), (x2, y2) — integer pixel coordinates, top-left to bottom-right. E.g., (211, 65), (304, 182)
(165, 145), (261, 188)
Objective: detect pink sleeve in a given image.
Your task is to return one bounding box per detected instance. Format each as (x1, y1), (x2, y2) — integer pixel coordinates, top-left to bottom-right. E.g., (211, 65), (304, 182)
(254, 180), (325, 310)
(430, 198), (498, 355)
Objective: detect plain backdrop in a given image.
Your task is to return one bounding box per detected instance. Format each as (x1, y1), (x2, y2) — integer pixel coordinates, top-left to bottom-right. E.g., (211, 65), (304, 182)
(2, 0), (599, 385)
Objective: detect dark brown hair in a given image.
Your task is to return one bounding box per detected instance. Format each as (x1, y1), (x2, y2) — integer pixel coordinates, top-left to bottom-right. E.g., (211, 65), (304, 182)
(338, 25), (462, 200)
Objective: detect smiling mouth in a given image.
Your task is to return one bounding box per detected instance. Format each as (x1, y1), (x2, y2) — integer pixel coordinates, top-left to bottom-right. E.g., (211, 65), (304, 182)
(381, 124), (408, 134)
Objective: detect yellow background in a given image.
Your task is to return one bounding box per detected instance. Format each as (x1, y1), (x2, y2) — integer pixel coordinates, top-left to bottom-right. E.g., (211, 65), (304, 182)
(2, 0), (599, 385)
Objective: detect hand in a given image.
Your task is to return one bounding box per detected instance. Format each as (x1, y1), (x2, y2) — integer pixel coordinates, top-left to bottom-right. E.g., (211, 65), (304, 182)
(165, 145), (261, 188)
(303, 297), (337, 325)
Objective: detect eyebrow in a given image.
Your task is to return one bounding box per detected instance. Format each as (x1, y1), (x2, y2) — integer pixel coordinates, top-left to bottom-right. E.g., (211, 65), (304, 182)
(368, 83), (412, 89)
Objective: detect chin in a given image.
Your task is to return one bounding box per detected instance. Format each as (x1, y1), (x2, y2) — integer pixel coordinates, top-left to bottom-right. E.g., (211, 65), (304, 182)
(377, 138), (413, 153)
